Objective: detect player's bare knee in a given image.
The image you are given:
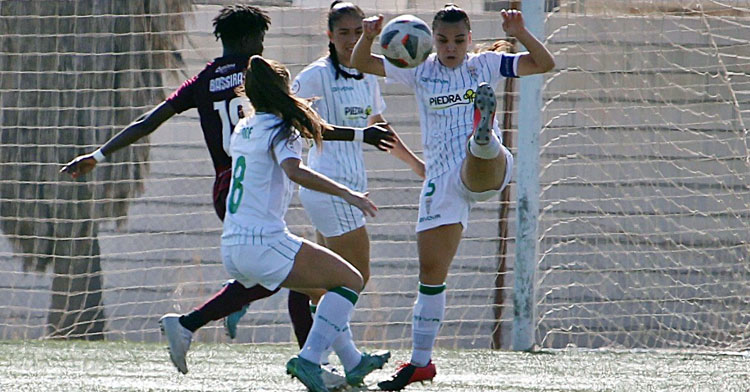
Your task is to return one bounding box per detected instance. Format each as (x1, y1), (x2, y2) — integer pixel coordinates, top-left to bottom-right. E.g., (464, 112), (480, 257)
(341, 270), (364, 292)
(418, 264), (449, 285)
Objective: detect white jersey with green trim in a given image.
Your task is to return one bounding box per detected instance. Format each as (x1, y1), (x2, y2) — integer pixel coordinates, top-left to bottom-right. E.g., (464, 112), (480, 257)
(385, 51), (522, 179)
(221, 112), (303, 245)
(292, 56), (386, 192)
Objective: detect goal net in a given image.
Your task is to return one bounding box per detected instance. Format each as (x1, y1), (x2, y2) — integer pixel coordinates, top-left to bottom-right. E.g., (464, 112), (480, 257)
(0, 0), (748, 352)
(539, 0), (750, 350)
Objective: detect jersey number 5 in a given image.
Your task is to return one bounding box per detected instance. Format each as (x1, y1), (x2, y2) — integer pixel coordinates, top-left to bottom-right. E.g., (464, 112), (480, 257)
(214, 97), (248, 155)
(228, 155), (246, 214)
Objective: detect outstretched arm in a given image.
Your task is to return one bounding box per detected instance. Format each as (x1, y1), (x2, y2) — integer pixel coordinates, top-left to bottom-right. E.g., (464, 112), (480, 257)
(321, 123), (395, 151)
(369, 114), (425, 179)
(501, 9), (555, 76)
(351, 15), (387, 77)
(281, 158), (378, 217)
(60, 101), (175, 178)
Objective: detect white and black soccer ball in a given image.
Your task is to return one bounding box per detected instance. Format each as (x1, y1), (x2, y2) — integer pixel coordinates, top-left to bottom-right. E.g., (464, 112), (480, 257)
(379, 15), (432, 69)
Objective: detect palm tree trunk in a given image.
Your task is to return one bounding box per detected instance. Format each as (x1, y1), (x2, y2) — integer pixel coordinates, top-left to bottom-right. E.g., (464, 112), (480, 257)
(0, 0), (189, 339)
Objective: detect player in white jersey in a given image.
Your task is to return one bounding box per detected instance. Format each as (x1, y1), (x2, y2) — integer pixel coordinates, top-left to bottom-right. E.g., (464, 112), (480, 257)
(224, 4), (423, 384)
(223, 55), (391, 392)
(296, 2), (423, 248)
(352, 5), (555, 390)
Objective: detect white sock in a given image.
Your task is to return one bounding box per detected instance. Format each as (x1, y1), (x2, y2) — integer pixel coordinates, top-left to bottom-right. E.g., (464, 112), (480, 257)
(410, 282), (446, 367)
(299, 287), (358, 364)
(309, 302), (335, 365)
(331, 325), (363, 371)
(469, 132), (502, 159)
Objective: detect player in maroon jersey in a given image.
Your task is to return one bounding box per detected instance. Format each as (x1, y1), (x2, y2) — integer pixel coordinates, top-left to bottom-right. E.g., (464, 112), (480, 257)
(60, 4), (394, 378)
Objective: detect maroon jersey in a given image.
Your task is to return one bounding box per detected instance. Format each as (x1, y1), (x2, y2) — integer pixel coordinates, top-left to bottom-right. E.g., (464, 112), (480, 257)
(166, 55), (250, 172)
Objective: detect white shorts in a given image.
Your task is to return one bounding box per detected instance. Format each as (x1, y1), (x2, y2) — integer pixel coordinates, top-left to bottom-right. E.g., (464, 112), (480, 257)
(221, 232), (304, 291)
(299, 187), (366, 238)
(416, 146), (513, 233)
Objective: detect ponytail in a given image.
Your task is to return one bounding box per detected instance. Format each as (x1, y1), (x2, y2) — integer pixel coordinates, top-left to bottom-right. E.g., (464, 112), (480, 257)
(245, 56), (325, 150)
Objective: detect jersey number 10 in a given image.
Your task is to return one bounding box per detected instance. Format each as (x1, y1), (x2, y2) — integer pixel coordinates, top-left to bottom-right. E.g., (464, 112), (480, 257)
(214, 97), (249, 155)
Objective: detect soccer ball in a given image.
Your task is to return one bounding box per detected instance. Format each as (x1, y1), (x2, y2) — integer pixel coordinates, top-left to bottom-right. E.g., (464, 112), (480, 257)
(379, 15), (433, 69)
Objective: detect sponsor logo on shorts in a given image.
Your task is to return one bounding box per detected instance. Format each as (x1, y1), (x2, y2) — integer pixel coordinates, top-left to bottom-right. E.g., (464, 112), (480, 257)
(419, 213), (442, 223)
(414, 315), (441, 322)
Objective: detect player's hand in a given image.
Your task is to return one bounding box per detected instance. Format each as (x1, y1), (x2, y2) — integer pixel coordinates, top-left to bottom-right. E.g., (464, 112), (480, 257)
(60, 154), (98, 179)
(363, 123), (396, 151)
(362, 15), (384, 40)
(343, 190), (378, 217)
(501, 9), (526, 37)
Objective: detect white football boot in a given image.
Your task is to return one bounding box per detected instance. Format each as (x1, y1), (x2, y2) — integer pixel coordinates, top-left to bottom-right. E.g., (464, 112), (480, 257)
(159, 313), (192, 374)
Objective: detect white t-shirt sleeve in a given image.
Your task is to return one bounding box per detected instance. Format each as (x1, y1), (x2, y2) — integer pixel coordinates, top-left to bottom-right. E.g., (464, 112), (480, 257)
(273, 130), (304, 164)
(292, 67), (323, 100)
(384, 59), (418, 88)
(370, 76), (387, 116)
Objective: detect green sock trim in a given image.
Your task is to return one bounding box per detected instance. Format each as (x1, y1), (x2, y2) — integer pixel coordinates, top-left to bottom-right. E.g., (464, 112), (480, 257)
(329, 286), (359, 305)
(419, 282), (446, 295)
(309, 303), (317, 314)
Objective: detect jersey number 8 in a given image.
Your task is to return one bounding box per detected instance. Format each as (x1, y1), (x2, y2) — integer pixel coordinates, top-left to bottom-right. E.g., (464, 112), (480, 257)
(228, 155), (246, 214)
